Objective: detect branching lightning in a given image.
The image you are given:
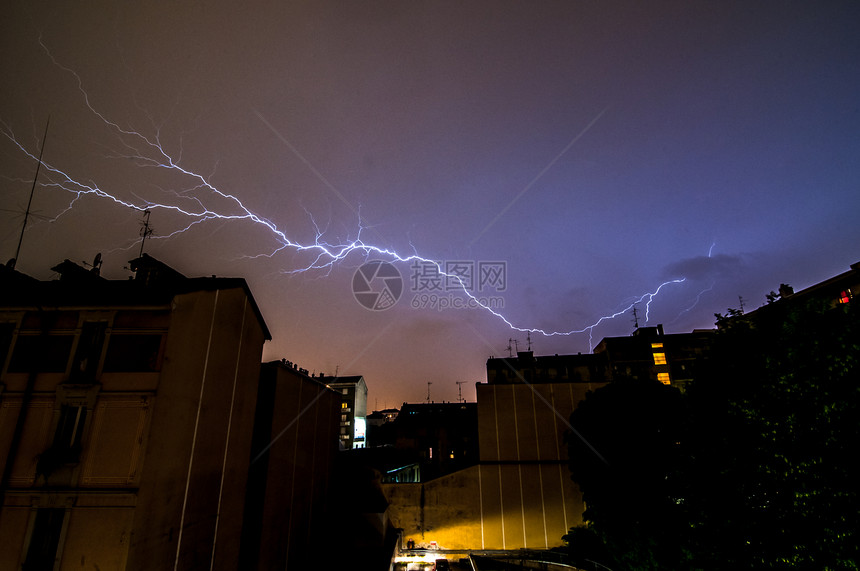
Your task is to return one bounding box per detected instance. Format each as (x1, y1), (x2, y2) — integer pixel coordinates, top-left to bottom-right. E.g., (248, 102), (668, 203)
(2, 42), (690, 350)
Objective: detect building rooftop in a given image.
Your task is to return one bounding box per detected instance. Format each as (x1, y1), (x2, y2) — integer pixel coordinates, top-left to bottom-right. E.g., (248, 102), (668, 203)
(0, 254), (271, 340)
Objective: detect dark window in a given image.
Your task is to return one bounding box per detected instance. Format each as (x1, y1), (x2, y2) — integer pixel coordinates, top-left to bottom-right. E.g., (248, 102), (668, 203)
(70, 321), (107, 381)
(53, 405), (87, 452)
(103, 334), (163, 372)
(23, 508), (65, 571)
(0, 322), (14, 369)
(8, 336), (74, 373)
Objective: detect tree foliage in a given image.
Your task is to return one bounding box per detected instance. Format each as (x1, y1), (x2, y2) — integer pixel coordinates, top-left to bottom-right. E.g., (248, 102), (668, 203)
(568, 299), (860, 570)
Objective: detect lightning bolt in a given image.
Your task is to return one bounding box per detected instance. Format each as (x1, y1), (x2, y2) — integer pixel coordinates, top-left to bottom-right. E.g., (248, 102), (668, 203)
(2, 42), (689, 351)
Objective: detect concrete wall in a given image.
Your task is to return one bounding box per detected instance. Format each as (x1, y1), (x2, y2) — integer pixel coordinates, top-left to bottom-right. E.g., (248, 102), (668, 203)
(384, 461), (584, 551)
(126, 287), (265, 571)
(242, 361), (339, 570)
(384, 380), (602, 552)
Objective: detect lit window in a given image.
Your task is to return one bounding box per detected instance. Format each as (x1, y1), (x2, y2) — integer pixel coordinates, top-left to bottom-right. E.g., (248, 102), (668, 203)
(657, 373), (670, 385)
(651, 343), (664, 349)
(839, 290), (852, 304)
(653, 352), (667, 365)
(341, 402), (348, 409)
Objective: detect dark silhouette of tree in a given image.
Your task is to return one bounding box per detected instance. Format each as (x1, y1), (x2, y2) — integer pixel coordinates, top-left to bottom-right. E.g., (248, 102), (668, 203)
(689, 297), (860, 569)
(568, 298), (860, 570)
(566, 379), (694, 571)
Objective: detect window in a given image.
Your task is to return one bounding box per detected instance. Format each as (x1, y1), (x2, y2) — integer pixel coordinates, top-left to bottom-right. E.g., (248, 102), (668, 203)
(651, 343), (664, 349)
(23, 508), (65, 570)
(341, 402), (348, 410)
(54, 405), (87, 451)
(8, 335), (74, 373)
(70, 321), (107, 380)
(103, 334), (163, 372)
(340, 414), (347, 422)
(657, 373), (671, 385)
(0, 322), (14, 367)
(839, 289), (852, 304)
(653, 352), (667, 365)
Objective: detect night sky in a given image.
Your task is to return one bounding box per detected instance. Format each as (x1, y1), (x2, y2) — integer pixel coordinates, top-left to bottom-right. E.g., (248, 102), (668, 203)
(2, 1), (859, 406)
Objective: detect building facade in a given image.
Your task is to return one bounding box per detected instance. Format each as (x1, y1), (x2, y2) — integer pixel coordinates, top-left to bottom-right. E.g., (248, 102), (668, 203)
(326, 375), (368, 450)
(0, 256), (270, 570)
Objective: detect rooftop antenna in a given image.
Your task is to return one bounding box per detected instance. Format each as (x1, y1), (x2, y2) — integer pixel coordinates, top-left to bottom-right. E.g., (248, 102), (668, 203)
(738, 295), (746, 314)
(631, 305), (640, 330)
(11, 117), (50, 270)
(138, 209), (153, 257)
(456, 381), (466, 403)
(527, 331), (532, 352)
(513, 339), (520, 353)
(426, 382), (432, 403)
(506, 338), (514, 358)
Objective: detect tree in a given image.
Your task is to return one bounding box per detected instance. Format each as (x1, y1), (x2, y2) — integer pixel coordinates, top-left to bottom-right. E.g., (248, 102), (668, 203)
(568, 298), (860, 570)
(688, 298), (860, 569)
(567, 379), (694, 571)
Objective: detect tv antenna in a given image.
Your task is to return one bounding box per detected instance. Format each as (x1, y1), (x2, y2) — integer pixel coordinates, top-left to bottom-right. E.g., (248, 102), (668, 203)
(426, 382), (432, 403)
(138, 209), (153, 257)
(738, 295), (746, 314)
(456, 381), (466, 403)
(526, 331), (532, 351)
(631, 305), (640, 330)
(11, 117), (50, 270)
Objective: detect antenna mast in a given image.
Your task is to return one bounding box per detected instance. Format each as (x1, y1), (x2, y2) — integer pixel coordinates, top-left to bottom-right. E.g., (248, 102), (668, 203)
(631, 305), (640, 330)
(138, 209), (153, 257)
(426, 382), (432, 403)
(456, 381), (466, 403)
(11, 117), (50, 270)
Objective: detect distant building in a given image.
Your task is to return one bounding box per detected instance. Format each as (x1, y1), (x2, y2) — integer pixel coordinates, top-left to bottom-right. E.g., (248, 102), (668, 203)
(390, 401), (478, 481)
(326, 375), (368, 449)
(0, 255), (270, 570)
(594, 325), (714, 391)
(366, 407), (399, 449)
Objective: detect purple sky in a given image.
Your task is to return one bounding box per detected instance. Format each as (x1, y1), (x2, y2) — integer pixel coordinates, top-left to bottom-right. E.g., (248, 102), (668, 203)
(2, 1), (859, 407)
